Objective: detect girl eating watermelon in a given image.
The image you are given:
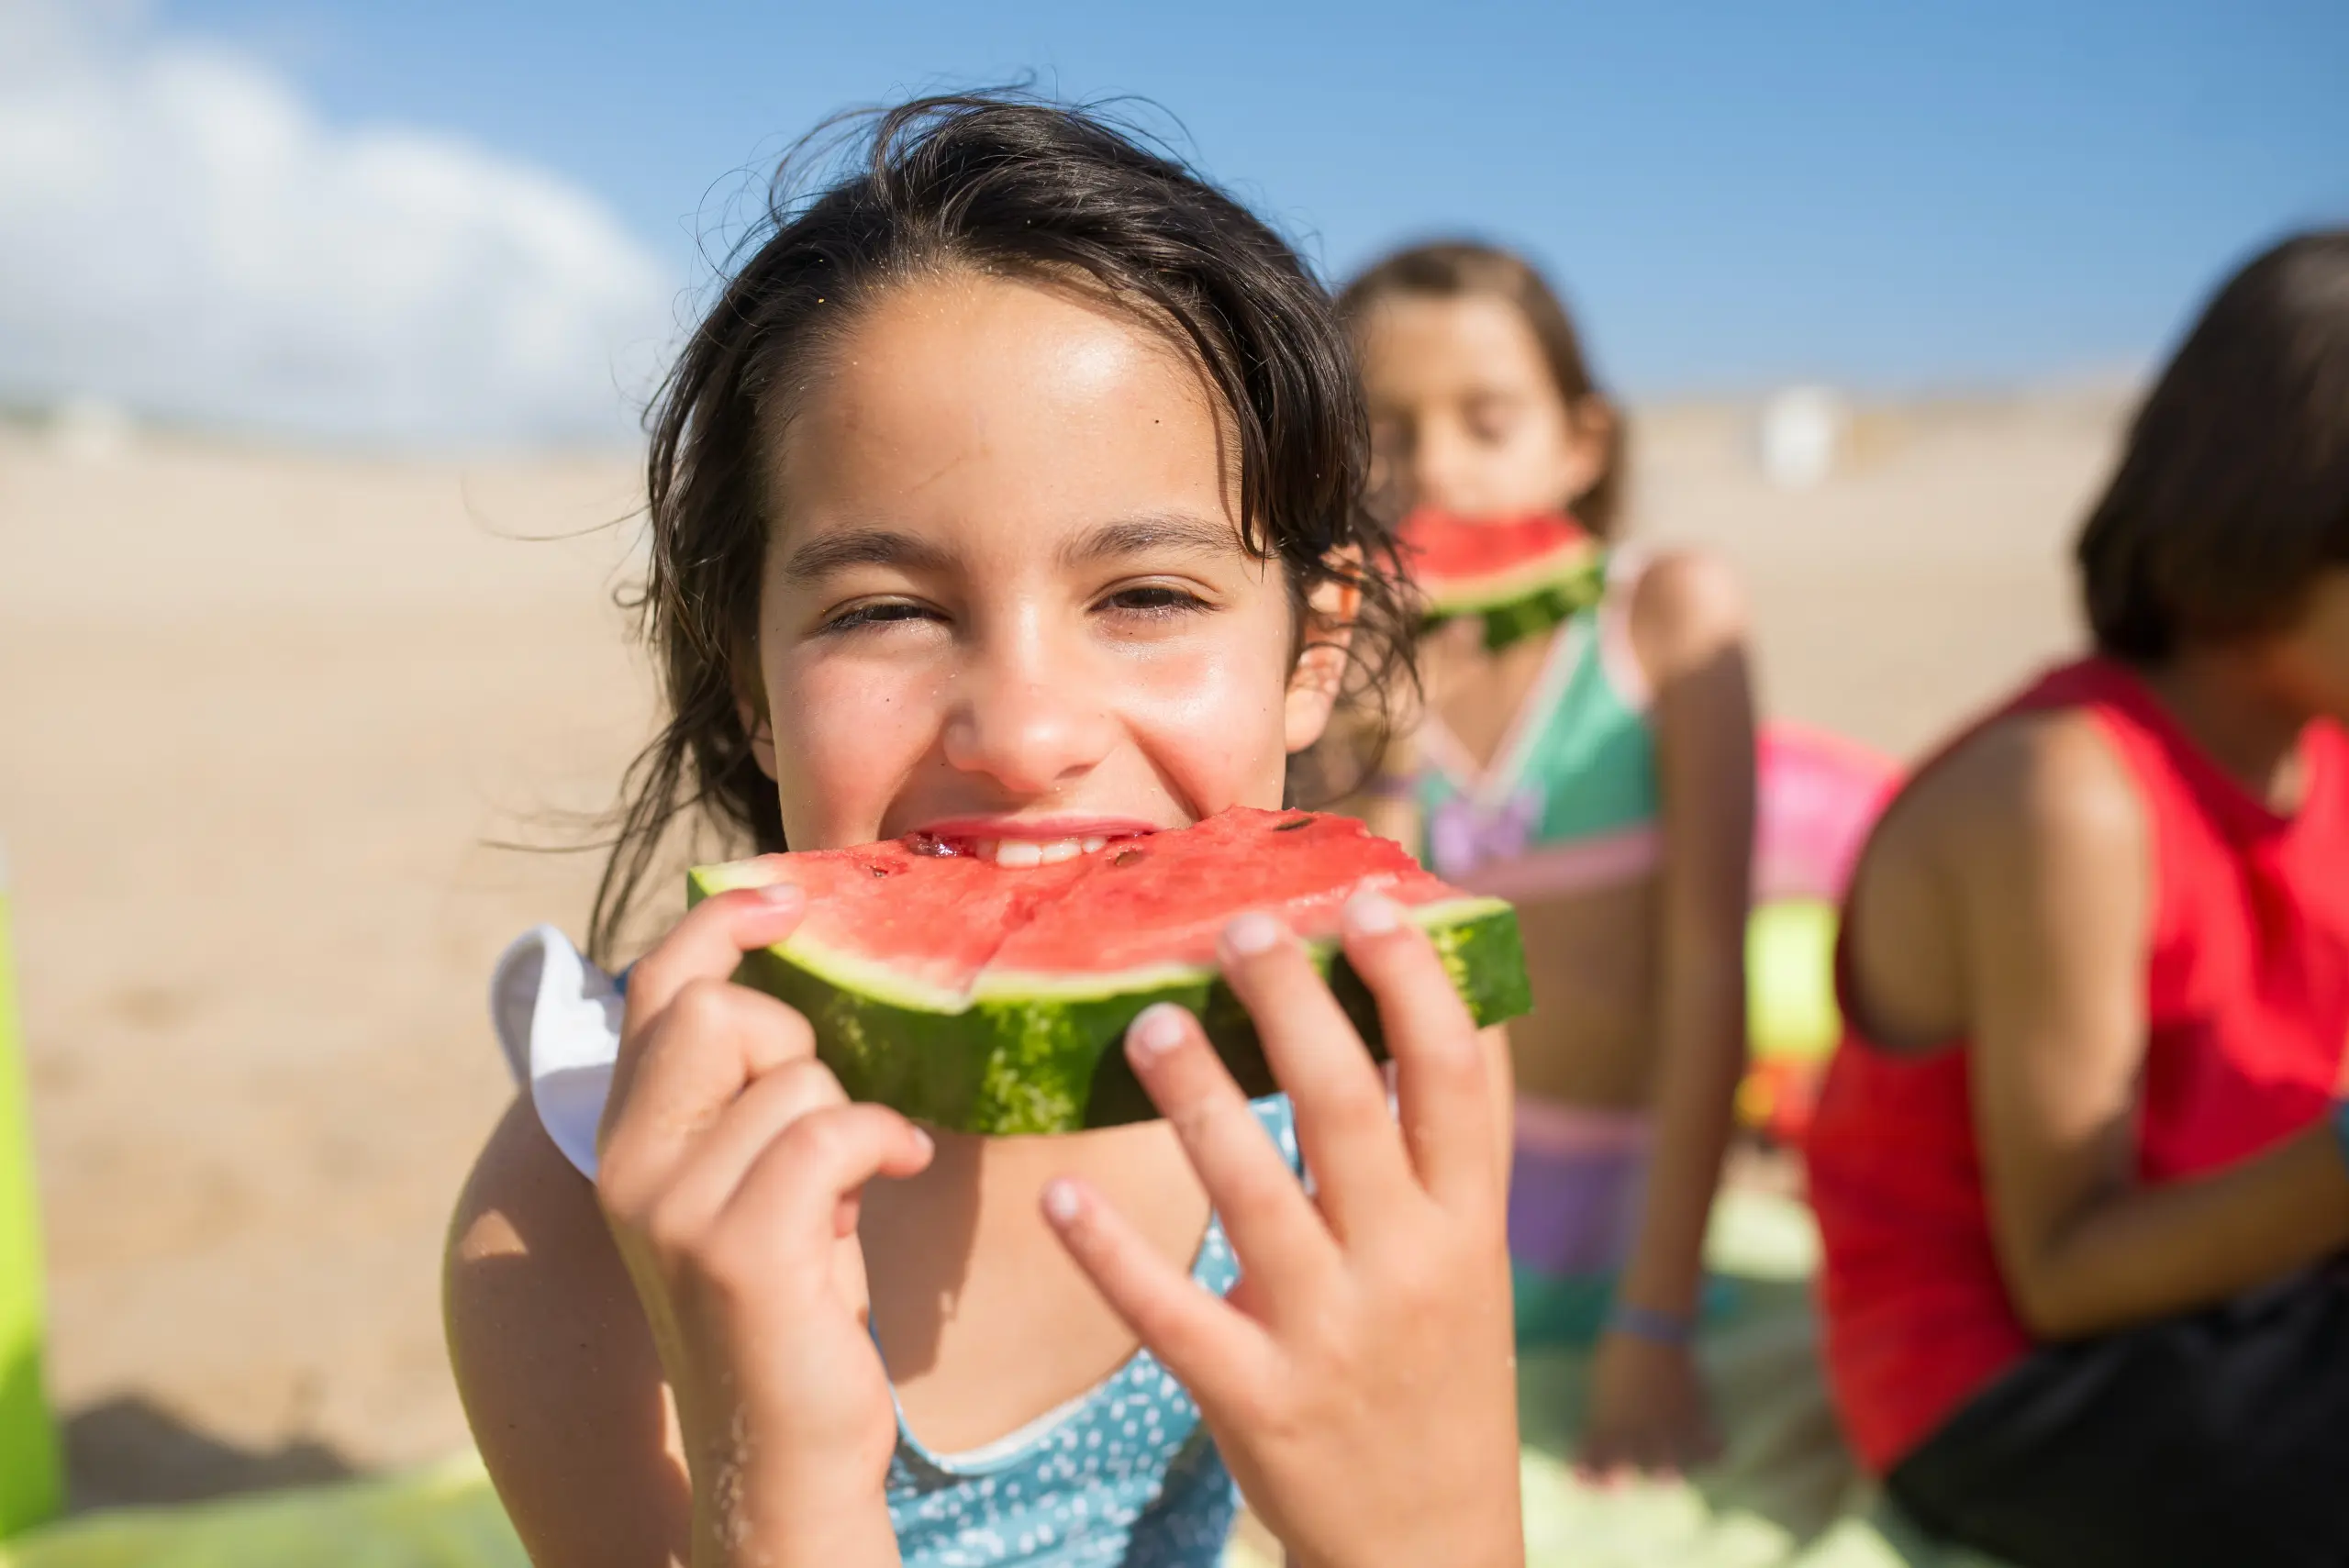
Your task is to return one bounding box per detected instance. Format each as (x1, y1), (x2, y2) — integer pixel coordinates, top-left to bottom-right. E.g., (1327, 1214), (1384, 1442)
(1341, 243), (1757, 1478)
(443, 96), (1526, 1568)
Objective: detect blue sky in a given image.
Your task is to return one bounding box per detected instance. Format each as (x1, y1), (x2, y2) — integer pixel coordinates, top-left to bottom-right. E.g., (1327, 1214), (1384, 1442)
(165, 0), (2349, 396)
(5, 1), (2343, 443)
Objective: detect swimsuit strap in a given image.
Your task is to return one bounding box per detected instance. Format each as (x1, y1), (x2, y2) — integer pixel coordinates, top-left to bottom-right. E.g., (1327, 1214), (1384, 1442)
(1591, 543), (1655, 712)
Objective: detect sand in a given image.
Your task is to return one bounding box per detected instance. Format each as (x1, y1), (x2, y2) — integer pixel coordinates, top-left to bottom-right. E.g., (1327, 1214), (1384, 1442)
(0, 387), (2125, 1507)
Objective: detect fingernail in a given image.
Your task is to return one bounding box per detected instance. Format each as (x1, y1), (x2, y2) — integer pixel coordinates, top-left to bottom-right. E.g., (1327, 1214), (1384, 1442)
(1344, 888), (1401, 935)
(1221, 910), (1282, 956)
(755, 882), (804, 907)
(1126, 1004), (1187, 1065)
(1041, 1179), (1082, 1225)
(907, 1126), (934, 1161)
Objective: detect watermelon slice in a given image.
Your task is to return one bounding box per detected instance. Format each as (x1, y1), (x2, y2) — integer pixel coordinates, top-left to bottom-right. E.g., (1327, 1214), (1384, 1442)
(1397, 508), (1607, 651)
(689, 807), (1530, 1135)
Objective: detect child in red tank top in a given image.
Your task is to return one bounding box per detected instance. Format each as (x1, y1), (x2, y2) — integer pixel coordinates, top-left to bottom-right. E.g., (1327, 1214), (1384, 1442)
(1808, 231), (2349, 1568)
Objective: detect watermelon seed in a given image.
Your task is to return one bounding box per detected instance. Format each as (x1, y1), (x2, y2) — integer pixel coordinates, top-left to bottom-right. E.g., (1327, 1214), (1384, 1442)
(1113, 849), (1146, 867)
(1273, 817), (1311, 831)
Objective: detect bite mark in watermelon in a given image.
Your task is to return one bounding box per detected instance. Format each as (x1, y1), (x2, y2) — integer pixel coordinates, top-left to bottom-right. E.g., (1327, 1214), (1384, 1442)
(690, 807), (1531, 1135)
(1398, 509), (1607, 651)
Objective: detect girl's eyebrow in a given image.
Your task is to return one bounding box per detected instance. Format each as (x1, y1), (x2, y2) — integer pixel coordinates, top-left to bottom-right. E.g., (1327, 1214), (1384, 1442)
(778, 527), (954, 584)
(1059, 512), (1242, 568)
(779, 513), (1239, 586)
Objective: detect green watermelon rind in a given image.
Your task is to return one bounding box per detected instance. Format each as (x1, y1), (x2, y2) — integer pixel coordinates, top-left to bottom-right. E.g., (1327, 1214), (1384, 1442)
(691, 857), (974, 1012)
(688, 868), (1530, 1135)
(1421, 559), (1609, 653)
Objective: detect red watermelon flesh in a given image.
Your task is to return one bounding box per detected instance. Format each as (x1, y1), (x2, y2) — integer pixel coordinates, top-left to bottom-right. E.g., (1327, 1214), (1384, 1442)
(988, 808), (1472, 985)
(1397, 509), (1599, 617)
(726, 839), (1091, 1006)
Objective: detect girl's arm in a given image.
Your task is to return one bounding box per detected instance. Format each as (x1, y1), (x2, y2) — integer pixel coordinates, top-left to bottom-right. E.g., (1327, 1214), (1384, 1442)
(448, 887), (923, 1568)
(447, 1099), (696, 1566)
(1585, 550), (1755, 1474)
(1944, 714), (2349, 1340)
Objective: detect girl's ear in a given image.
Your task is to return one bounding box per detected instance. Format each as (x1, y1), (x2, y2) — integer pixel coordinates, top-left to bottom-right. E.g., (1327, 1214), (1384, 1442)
(1285, 562), (1363, 753)
(1560, 394), (1618, 509)
(736, 653), (780, 781)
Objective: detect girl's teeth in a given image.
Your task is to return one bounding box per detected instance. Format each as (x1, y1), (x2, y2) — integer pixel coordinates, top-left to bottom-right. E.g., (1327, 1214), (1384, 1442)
(956, 835), (1127, 867)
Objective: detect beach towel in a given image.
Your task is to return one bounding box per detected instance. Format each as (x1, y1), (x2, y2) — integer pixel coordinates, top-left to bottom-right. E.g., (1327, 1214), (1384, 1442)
(1230, 1189), (2017, 1568)
(0, 1454), (522, 1568)
(3, 1192), (2010, 1568)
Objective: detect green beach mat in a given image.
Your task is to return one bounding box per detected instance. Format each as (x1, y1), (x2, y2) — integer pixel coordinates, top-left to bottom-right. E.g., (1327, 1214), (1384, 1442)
(1235, 1188), (2013, 1568)
(0, 1455), (523, 1568)
(5, 1191), (2009, 1568)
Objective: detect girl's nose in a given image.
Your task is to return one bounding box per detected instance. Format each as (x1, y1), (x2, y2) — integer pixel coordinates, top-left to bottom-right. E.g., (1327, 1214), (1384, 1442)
(940, 639), (1118, 796)
(1411, 423), (1474, 512)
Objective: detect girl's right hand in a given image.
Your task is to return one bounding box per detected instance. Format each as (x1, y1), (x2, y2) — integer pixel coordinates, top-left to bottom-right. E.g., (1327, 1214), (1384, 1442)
(594, 882), (933, 1568)
(1044, 891), (1525, 1568)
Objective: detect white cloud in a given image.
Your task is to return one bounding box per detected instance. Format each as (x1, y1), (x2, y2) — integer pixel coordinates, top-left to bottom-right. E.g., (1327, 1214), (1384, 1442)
(0, 0), (674, 446)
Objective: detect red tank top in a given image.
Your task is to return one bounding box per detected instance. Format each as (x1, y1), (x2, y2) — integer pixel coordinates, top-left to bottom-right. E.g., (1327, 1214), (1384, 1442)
(1806, 658), (2349, 1473)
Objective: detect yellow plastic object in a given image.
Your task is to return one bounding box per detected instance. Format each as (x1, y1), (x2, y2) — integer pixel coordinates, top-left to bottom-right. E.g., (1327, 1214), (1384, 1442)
(1746, 897), (1842, 1066)
(1, 851), (65, 1537)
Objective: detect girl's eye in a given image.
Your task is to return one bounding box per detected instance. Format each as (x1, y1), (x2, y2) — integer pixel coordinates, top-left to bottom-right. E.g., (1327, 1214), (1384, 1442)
(1464, 401), (1519, 444)
(820, 600), (938, 634)
(1100, 584), (1209, 618)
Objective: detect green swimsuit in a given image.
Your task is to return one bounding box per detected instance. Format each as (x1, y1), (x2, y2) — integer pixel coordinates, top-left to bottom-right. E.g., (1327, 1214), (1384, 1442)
(1413, 547), (1664, 896)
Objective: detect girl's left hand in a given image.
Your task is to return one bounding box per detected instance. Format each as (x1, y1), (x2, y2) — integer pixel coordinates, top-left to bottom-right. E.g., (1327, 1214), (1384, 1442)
(1042, 891), (1524, 1568)
(1577, 1331), (1720, 1481)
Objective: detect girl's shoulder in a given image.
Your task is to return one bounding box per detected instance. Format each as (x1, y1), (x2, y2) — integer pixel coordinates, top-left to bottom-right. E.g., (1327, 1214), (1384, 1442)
(1891, 696), (2143, 866)
(1860, 704), (2147, 951)
(1843, 702), (2151, 1056)
(1618, 544), (1750, 690)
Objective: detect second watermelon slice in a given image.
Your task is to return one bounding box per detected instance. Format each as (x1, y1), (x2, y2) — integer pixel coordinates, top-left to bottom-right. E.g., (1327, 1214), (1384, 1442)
(1398, 508), (1608, 651)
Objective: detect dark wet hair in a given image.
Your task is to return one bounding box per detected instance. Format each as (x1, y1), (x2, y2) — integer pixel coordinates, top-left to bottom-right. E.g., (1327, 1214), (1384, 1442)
(1336, 240), (1627, 539)
(589, 94), (1412, 962)
(2078, 229), (2349, 662)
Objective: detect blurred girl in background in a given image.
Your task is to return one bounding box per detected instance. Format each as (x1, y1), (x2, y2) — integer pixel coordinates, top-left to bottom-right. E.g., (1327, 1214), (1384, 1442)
(1341, 243), (1757, 1477)
(1808, 230), (2349, 1567)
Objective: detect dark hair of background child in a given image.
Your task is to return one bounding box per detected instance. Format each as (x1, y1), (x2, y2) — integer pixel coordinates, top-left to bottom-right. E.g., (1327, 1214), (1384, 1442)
(2076, 228), (2349, 662)
(1336, 240), (1628, 539)
(589, 93), (1417, 965)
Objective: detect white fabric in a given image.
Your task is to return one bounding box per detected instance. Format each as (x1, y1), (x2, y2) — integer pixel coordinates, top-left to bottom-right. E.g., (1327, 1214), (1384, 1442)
(489, 923), (624, 1181)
